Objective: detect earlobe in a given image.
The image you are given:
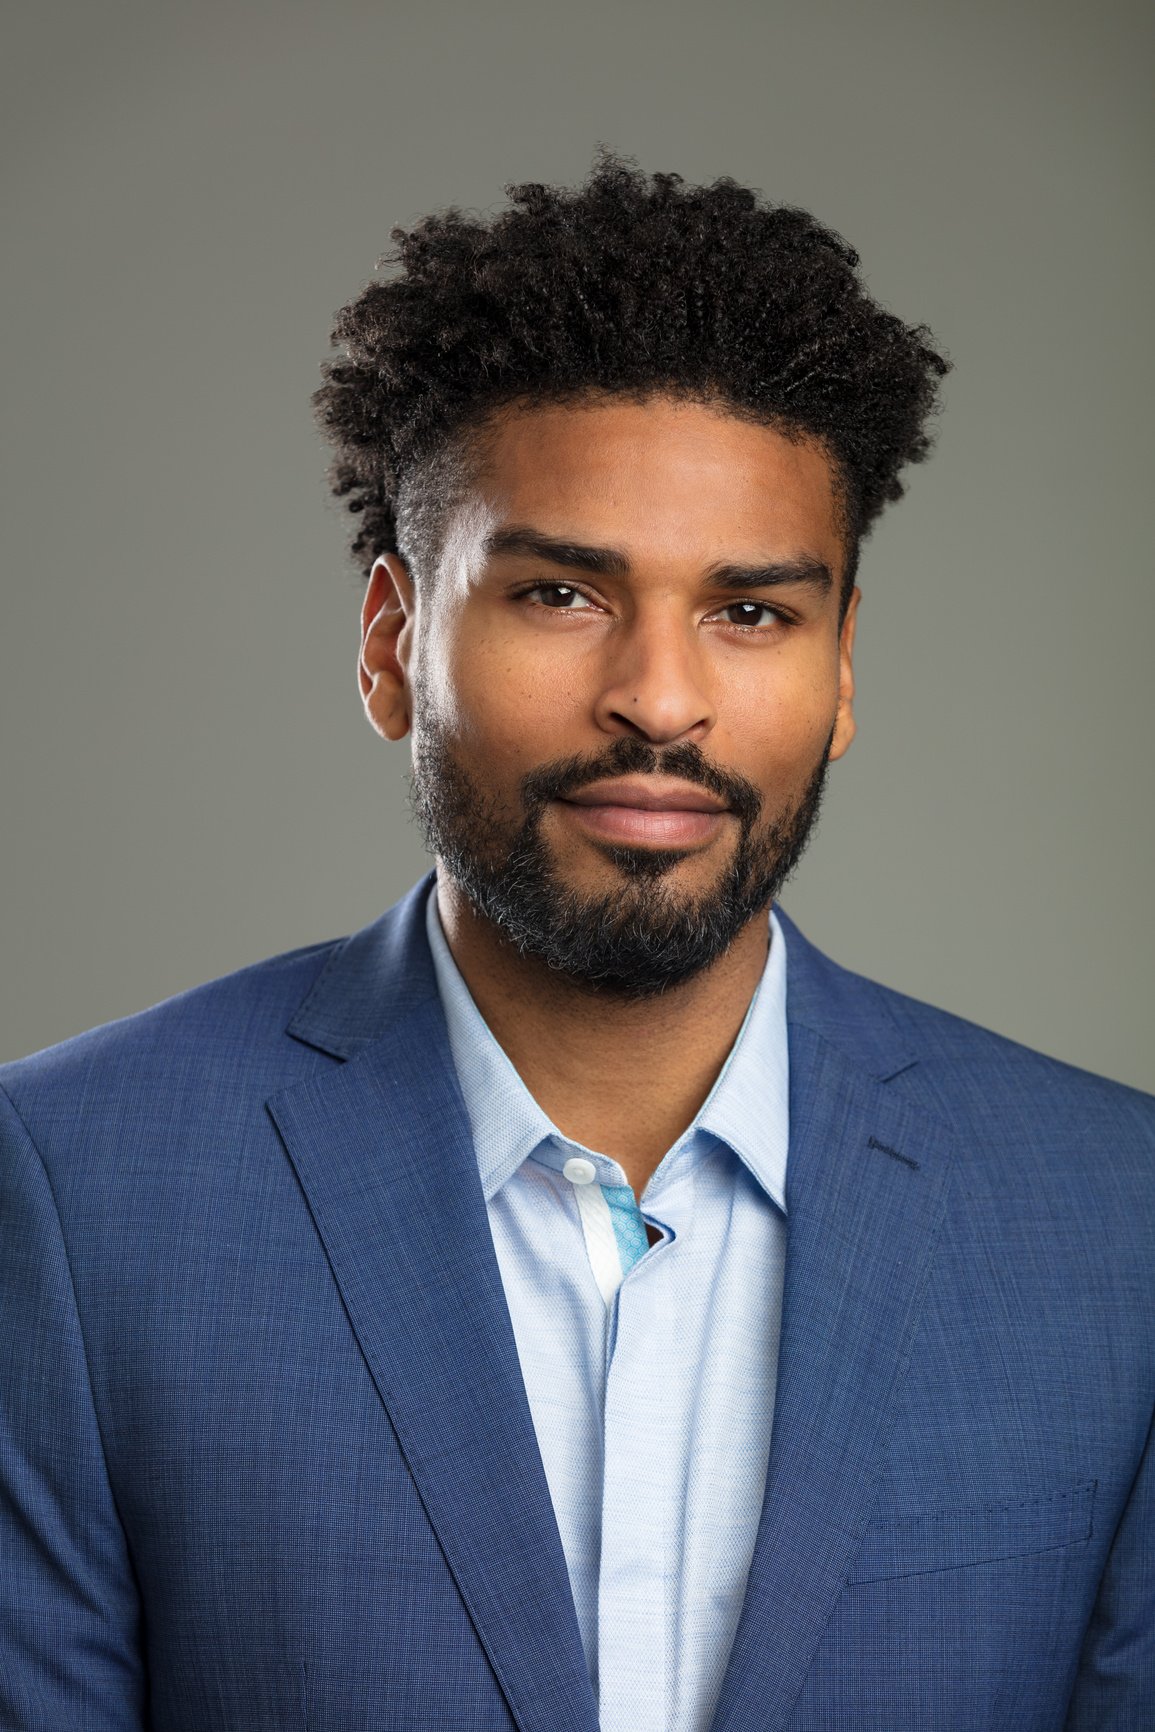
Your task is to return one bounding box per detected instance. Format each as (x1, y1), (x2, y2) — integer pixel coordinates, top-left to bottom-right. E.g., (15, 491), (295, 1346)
(359, 554), (416, 742)
(830, 705), (857, 760)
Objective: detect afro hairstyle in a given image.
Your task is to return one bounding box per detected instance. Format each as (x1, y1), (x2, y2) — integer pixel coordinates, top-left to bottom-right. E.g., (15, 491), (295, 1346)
(313, 152), (949, 608)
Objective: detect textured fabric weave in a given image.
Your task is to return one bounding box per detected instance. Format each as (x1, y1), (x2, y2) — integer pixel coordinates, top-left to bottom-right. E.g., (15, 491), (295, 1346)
(1, 873), (1152, 1730)
(425, 886), (789, 1732)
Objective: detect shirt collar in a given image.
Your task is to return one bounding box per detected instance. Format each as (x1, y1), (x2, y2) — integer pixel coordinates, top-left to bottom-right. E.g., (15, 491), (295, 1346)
(425, 881), (788, 1214)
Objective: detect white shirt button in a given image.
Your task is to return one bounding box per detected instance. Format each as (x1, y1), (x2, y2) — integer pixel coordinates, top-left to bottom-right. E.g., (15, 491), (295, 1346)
(563, 1156), (598, 1186)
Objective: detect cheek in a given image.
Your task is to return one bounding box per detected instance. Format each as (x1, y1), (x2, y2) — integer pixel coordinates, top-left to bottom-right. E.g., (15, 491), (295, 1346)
(721, 649), (840, 774)
(434, 620), (583, 764)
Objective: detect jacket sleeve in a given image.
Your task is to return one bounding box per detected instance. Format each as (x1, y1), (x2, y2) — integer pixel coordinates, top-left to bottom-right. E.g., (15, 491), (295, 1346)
(1064, 1395), (1155, 1728)
(0, 1084), (146, 1731)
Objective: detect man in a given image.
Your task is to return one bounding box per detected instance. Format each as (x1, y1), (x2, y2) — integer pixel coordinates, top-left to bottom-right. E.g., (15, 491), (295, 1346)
(1, 156), (1151, 1731)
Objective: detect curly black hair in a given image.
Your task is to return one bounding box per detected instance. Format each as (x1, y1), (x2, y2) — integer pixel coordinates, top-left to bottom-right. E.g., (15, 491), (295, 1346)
(314, 152), (949, 607)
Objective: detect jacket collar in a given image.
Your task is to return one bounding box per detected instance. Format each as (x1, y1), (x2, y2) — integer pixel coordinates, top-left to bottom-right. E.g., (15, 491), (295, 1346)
(286, 874), (442, 1059)
(288, 872), (919, 1085)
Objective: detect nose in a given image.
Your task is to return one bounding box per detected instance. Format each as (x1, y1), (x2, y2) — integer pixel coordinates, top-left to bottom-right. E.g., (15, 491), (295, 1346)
(592, 604), (716, 744)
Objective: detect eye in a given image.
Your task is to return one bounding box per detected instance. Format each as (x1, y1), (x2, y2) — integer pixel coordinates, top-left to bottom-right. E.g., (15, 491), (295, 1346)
(524, 583), (598, 610)
(714, 600), (784, 629)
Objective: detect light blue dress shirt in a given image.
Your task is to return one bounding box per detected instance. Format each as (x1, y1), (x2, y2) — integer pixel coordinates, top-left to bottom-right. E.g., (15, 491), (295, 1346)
(425, 885), (790, 1732)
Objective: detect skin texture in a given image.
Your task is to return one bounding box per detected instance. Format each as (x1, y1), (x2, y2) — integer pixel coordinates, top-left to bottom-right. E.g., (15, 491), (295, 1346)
(359, 395), (859, 1195)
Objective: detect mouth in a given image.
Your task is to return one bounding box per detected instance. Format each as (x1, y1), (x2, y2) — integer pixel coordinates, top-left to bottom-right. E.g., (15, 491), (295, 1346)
(556, 777), (730, 848)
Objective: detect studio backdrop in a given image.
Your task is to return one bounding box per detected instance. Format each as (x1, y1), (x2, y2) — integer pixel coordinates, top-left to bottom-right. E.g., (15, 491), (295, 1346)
(2, 0), (1151, 1088)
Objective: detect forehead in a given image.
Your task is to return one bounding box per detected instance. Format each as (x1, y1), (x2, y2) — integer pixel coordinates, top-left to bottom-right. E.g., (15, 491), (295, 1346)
(468, 395), (844, 569)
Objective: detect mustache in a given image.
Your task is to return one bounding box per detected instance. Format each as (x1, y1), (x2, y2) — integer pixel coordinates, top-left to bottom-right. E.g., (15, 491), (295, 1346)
(519, 736), (764, 827)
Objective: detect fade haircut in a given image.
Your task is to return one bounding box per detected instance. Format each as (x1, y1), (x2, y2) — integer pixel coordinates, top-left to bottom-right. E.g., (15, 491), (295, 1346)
(313, 152), (949, 611)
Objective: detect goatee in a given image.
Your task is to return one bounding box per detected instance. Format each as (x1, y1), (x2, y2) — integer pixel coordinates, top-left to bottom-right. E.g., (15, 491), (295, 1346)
(410, 715), (832, 999)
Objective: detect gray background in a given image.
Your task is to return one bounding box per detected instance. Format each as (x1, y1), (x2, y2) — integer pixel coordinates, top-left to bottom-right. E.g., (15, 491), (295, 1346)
(2, 0), (1152, 1088)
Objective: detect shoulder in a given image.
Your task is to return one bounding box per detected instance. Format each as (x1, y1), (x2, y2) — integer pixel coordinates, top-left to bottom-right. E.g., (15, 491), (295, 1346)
(778, 908), (1155, 1202)
(875, 972), (1153, 1139)
(0, 935), (344, 1145)
(838, 958), (1155, 1313)
(0, 878), (438, 1171)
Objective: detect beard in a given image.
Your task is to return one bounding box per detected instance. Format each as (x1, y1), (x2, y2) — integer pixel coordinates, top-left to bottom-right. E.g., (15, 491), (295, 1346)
(409, 705), (832, 1000)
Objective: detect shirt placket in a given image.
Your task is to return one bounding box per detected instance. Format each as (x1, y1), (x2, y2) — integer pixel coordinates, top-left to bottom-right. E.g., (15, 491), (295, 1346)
(595, 1170), (692, 1732)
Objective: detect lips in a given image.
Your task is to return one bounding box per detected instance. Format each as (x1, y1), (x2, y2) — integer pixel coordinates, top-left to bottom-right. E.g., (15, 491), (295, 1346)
(557, 777), (729, 848)
(562, 777), (728, 814)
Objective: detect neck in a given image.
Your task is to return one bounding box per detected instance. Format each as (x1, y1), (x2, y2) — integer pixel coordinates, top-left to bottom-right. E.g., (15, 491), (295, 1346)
(435, 874), (771, 1196)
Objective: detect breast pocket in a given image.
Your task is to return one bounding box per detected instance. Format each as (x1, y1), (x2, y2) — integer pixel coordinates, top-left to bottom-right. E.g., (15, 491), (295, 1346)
(847, 1478), (1097, 1585)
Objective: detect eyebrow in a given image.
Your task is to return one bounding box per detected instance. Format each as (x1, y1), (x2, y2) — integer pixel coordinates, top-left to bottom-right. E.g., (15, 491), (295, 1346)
(483, 525), (833, 594)
(703, 558), (833, 595)
(484, 526), (630, 577)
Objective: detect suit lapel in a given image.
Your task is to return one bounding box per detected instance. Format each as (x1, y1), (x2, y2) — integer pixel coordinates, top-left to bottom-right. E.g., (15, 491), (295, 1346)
(269, 882), (598, 1732)
(711, 922), (956, 1732)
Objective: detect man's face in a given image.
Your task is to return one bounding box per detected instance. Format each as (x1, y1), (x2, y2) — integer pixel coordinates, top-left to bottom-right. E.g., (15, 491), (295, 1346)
(361, 395), (858, 995)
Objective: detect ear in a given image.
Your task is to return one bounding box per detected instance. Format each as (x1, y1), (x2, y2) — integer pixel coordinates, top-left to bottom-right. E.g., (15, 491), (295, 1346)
(359, 554), (416, 742)
(828, 585), (860, 762)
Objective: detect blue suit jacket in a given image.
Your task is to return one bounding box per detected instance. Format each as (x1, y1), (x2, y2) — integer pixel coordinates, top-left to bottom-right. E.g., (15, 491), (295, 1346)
(1, 877), (1152, 1730)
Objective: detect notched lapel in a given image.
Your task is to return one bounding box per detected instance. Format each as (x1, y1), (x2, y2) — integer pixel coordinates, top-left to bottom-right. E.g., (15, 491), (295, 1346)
(712, 1018), (956, 1732)
(268, 991), (598, 1732)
